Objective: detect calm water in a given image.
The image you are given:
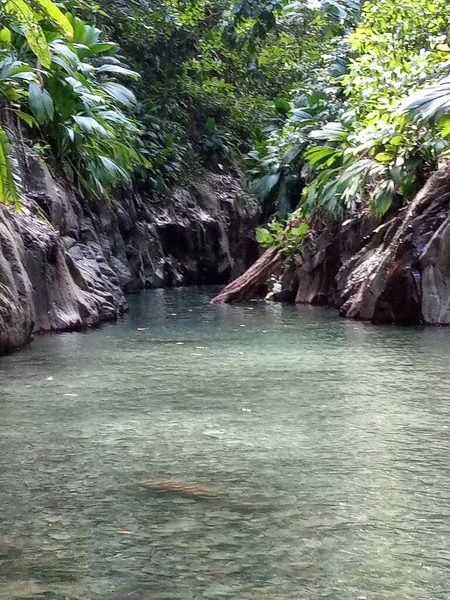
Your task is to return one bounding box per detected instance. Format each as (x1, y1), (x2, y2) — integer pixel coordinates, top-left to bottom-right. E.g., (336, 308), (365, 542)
(1, 288), (450, 600)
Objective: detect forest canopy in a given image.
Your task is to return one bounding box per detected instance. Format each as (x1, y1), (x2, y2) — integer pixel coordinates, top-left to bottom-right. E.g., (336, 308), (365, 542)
(1, 0), (450, 223)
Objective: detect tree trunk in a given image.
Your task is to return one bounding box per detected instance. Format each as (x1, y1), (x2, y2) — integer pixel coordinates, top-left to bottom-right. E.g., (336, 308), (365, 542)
(211, 247), (283, 304)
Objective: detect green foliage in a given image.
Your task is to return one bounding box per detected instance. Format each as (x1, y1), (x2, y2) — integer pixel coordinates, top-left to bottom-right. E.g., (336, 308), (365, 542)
(2, 0), (450, 227)
(256, 218), (310, 256)
(248, 0), (450, 231)
(0, 2), (145, 204)
(200, 118), (234, 169)
(34, 17), (147, 198)
(3, 0), (73, 67)
(0, 124), (20, 205)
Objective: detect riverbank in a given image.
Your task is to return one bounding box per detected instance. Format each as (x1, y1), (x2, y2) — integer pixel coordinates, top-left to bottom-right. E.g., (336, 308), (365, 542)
(214, 168), (450, 326)
(0, 146), (259, 355)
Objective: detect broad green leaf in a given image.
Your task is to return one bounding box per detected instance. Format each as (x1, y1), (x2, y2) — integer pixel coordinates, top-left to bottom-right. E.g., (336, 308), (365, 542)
(304, 145), (339, 165)
(32, 0), (74, 38)
(28, 81), (54, 123)
(102, 82), (137, 107)
(289, 223), (310, 237)
(389, 136), (403, 146)
(255, 227), (275, 246)
(309, 122), (347, 142)
(0, 28), (12, 45)
(375, 152), (394, 163)
(96, 64), (140, 80)
(87, 42), (117, 56)
(370, 180), (395, 217)
(73, 115), (110, 136)
(17, 110), (38, 127)
(6, 0), (52, 67)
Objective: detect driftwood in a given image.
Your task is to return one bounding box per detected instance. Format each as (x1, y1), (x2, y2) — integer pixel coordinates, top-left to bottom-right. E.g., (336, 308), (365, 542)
(138, 479), (220, 498)
(211, 247), (283, 304)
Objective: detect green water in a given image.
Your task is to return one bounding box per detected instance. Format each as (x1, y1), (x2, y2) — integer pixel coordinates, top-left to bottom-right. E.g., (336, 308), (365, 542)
(1, 287), (450, 600)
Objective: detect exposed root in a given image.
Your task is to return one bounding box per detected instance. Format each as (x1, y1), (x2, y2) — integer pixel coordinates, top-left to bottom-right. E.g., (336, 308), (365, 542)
(211, 247), (283, 304)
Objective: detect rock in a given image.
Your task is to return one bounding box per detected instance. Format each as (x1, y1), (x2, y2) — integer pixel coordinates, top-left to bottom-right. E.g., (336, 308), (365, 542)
(0, 133), (259, 354)
(337, 168), (450, 324)
(273, 168), (450, 325)
(0, 209), (34, 354)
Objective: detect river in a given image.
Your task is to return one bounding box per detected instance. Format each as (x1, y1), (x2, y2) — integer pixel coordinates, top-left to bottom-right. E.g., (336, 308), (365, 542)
(1, 287), (450, 600)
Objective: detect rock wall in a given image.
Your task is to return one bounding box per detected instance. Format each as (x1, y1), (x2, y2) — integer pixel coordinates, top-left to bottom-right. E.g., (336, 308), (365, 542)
(0, 152), (259, 354)
(279, 168), (450, 325)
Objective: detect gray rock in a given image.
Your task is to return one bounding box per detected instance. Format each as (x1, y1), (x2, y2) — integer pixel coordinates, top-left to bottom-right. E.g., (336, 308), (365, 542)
(0, 140), (259, 354)
(280, 168), (450, 325)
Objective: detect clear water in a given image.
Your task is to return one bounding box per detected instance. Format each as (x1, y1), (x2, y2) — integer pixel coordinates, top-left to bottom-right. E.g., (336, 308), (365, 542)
(1, 287), (450, 600)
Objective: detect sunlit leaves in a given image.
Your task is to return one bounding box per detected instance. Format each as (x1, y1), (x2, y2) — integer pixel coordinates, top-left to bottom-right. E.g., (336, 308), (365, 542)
(30, 0), (73, 38)
(4, 0), (73, 67)
(6, 0), (52, 67)
(0, 125), (20, 205)
(401, 78), (450, 123)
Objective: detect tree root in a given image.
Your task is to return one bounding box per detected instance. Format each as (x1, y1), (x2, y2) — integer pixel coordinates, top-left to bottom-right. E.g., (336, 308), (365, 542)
(211, 247), (283, 304)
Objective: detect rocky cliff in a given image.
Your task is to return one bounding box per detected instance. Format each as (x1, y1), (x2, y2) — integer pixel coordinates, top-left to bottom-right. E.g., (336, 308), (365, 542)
(278, 168), (450, 325)
(0, 151), (259, 354)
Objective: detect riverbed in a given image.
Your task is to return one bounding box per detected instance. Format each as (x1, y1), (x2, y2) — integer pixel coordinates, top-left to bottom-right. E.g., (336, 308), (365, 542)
(1, 287), (450, 599)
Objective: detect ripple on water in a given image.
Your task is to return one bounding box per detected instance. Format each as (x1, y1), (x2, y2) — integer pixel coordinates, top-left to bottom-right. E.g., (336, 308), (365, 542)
(1, 288), (450, 599)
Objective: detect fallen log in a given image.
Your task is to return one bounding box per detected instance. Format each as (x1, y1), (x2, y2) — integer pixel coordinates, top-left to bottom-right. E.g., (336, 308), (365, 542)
(211, 246), (283, 304)
(138, 479), (220, 497)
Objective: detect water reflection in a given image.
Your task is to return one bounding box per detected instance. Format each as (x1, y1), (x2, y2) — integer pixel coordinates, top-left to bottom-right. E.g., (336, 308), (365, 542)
(1, 287), (450, 599)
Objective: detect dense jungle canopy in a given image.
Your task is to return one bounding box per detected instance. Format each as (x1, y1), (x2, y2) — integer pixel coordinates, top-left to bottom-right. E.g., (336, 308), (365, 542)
(1, 0), (450, 236)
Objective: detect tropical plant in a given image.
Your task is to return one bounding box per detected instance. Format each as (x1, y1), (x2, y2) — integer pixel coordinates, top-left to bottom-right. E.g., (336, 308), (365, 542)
(246, 0), (450, 228)
(24, 14), (147, 198)
(256, 217), (311, 257)
(299, 0), (450, 218)
(0, 0), (74, 204)
(1, 0), (73, 68)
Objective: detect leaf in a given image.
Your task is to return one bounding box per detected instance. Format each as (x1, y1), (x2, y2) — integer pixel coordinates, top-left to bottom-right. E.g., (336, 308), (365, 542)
(374, 152), (394, 163)
(290, 108), (313, 122)
(102, 82), (137, 107)
(289, 223), (310, 237)
(440, 116), (450, 138)
(401, 78), (450, 122)
(389, 136), (403, 146)
(252, 172), (280, 198)
(96, 64), (140, 80)
(6, 0), (52, 67)
(0, 28), (12, 45)
(309, 122), (347, 142)
(28, 81), (54, 123)
(33, 0), (74, 38)
(304, 145), (339, 166)
(275, 98), (291, 114)
(67, 14), (87, 43)
(98, 155), (128, 180)
(17, 110), (38, 128)
(73, 115), (109, 136)
(255, 227), (275, 246)
(370, 180), (395, 217)
(0, 125), (19, 205)
(87, 42), (117, 56)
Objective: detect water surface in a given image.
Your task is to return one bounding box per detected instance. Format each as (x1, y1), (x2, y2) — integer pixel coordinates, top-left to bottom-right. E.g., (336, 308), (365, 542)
(1, 288), (450, 600)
